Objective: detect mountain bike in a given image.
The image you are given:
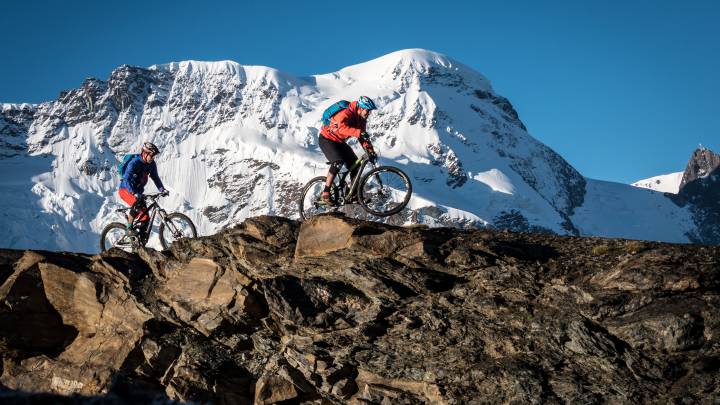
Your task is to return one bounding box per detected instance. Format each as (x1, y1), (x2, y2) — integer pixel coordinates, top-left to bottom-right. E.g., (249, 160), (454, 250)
(298, 149), (412, 220)
(99, 192), (197, 252)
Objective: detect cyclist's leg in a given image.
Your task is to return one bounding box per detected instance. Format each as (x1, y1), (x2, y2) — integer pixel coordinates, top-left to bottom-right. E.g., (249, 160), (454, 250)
(119, 188), (149, 229)
(319, 137), (349, 204)
(132, 200), (149, 222)
(319, 137), (347, 179)
(118, 188), (137, 227)
(326, 161), (343, 187)
(337, 143), (359, 184)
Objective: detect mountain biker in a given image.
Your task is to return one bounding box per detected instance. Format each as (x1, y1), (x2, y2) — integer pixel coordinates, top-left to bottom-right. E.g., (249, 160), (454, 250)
(319, 95), (378, 205)
(118, 142), (167, 236)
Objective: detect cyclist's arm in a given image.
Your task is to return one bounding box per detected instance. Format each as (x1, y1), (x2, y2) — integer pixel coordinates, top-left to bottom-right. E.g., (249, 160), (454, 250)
(332, 110), (365, 139)
(333, 123), (361, 139)
(149, 162), (166, 192)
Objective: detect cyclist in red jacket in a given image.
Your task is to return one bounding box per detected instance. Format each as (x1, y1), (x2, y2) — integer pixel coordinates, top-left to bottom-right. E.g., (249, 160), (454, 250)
(319, 96), (377, 205)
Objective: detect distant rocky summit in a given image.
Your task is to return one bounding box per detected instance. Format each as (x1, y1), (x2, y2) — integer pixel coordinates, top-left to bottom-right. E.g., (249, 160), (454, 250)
(679, 147), (720, 189)
(676, 147), (720, 244)
(1, 215), (718, 403)
(631, 147), (720, 245)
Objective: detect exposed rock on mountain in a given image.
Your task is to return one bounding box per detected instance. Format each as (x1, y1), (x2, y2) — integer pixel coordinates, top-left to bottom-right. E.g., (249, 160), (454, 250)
(679, 147), (720, 189)
(1, 215), (718, 403)
(678, 148), (720, 244)
(630, 147), (719, 245)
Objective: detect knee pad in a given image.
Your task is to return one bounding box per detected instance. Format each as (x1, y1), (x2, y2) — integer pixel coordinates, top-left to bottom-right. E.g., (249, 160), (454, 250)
(329, 161), (343, 175)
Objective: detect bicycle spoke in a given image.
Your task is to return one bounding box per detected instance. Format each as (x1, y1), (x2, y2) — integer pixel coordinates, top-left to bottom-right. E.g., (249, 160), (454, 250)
(360, 167), (412, 216)
(299, 178), (338, 220)
(161, 215), (195, 247)
(101, 224), (137, 253)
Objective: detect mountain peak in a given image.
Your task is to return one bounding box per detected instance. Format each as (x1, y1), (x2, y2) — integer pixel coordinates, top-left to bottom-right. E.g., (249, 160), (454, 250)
(680, 147), (720, 190)
(324, 48), (491, 90)
(371, 48), (455, 66)
(151, 60), (243, 75)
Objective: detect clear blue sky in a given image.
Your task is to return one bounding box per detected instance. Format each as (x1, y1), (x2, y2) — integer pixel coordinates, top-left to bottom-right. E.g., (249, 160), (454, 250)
(1, 0), (718, 184)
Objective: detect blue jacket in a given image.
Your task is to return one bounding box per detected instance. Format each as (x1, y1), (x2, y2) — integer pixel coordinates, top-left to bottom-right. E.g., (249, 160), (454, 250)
(120, 155), (165, 195)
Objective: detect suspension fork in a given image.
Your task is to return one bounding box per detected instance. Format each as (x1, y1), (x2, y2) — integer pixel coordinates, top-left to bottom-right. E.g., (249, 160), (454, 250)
(374, 170), (385, 193)
(158, 209), (182, 235)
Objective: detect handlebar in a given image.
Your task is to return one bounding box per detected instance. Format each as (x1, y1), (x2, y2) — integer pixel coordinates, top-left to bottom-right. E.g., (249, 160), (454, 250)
(143, 192), (169, 200)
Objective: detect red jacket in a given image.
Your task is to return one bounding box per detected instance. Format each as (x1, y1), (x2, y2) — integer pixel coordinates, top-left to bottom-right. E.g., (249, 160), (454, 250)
(320, 101), (367, 143)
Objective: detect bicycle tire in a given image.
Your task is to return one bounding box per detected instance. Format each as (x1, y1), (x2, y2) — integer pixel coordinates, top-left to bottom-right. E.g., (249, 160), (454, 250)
(158, 213), (197, 249)
(358, 166), (413, 217)
(100, 222), (135, 252)
(298, 176), (339, 220)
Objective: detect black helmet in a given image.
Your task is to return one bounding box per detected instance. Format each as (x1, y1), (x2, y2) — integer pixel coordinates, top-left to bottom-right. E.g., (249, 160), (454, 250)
(142, 142), (160, 156)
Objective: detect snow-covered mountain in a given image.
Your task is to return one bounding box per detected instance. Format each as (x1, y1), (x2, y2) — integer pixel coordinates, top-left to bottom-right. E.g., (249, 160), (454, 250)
(0, 49), (706, 252)
(632, 172), (683, 193)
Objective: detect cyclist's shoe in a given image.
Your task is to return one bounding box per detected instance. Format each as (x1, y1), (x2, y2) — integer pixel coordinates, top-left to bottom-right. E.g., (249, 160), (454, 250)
(321, 191), (336, 206)
(124, 226), (140, 246)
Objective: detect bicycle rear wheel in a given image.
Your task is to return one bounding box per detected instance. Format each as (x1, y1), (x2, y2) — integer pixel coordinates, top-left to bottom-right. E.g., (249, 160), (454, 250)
(298, 176), (339, 220)
(100, 222), (138, 253)
(159, 213), (197, 249)
(358, 166), (412, 217)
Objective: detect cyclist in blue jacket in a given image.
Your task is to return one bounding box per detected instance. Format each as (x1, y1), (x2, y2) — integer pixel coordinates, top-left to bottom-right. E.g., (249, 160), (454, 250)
(118, 142), (167, 235)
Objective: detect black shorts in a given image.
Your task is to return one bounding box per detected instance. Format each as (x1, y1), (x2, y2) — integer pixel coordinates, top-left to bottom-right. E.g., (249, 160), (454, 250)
(319, 136), (358, 169)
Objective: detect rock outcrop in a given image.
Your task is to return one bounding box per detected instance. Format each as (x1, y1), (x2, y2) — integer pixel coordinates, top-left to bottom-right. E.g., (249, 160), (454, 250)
(678, 147), (720, 244)
(1, 215), (719, 403)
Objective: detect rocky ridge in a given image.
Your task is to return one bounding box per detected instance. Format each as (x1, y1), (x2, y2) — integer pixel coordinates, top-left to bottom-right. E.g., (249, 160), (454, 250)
(1, 215), (718, 403)
(677, 148), (720, 244)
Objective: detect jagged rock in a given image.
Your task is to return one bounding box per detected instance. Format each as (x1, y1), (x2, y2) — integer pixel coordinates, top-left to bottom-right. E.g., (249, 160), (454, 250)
(154, 257), (261, 336)
(679, 147), (720, 189)
(294, 214), (356, 258)
(677, 147), (720, 244)
(0, 215), (719, 403)
(254, 372), (299, 404)
(0, 251), (151, 396)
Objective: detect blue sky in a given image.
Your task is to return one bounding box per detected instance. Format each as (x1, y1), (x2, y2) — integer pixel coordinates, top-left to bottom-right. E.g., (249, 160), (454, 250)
(1, 0), (718, 184)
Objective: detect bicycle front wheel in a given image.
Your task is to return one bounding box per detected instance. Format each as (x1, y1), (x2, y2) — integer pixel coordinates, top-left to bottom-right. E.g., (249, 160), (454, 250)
(100, 222), (138, 253)
(159, 213), (197, 249)
(358, 166), (413, 217)
(298, 176), (338, 220)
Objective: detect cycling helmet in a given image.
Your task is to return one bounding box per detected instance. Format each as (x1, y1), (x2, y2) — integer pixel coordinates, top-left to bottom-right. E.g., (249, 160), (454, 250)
(142, 142), (160, 156)
(357, 96), (377, 111)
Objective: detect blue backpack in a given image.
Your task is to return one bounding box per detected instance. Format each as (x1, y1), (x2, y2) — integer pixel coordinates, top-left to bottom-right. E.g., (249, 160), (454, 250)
(321, 100), (350, 126)
(117, 154), (139, 176)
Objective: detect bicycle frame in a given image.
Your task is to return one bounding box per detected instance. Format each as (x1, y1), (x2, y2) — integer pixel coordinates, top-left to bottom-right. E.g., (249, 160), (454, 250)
(126, 194), (170, 243)
(335, 154), (374, 202)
